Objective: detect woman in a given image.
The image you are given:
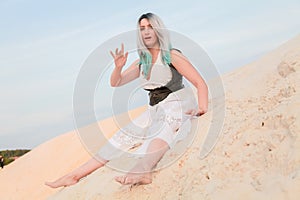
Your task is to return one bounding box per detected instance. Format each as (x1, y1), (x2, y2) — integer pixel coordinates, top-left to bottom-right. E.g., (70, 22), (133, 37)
(45, 12), (208, 188)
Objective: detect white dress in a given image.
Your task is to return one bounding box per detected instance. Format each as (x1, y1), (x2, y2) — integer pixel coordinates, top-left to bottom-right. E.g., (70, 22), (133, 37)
(97, 53), (197, 160)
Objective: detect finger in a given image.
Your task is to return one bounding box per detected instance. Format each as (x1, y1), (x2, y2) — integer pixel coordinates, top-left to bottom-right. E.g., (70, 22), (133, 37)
(115, 48), (119, 55)
(196, 111), (205, 117)
(124, 51), (128, 59)
(185, 109), (193, 115)
(110, 51), (115, 59)
(192, 110), (197, 115)
(121, 43), (124, 54)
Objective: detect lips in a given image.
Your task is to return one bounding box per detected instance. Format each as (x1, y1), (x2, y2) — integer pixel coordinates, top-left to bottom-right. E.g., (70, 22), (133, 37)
(144, 36), (151, 40)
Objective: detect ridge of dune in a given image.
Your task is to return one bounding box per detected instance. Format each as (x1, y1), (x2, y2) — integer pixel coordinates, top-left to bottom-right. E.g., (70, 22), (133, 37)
(1, 34), (300, 200)
(223, 34), (300, 100)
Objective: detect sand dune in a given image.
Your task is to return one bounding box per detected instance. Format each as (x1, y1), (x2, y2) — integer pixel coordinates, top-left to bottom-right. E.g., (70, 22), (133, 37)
(0, 34), (299, 200)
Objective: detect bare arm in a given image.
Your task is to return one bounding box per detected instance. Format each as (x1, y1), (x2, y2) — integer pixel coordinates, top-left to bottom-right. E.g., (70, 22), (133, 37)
(171, 50), (208, 116)
(110, 44), (140, 87)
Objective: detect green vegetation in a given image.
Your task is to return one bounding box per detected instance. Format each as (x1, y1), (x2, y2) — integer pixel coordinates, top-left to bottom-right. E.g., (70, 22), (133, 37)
(0, 149), (31, 166)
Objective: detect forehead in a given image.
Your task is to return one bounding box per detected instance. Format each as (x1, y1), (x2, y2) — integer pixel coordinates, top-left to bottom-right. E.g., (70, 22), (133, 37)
(139, 18), (151, 26)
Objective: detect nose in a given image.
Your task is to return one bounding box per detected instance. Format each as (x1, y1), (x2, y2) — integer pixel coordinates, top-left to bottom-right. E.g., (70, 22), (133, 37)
(144, 27), (150, 34)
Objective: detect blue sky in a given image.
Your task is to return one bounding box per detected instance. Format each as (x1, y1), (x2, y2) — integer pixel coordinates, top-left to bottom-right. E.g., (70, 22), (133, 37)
(1, 0), (300, 150)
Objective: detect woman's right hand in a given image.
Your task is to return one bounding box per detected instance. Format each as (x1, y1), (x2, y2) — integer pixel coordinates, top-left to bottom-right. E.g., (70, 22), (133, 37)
(110, 43), (128, 70)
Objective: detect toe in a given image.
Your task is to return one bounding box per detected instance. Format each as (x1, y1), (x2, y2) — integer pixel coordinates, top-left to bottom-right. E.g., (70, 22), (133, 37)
(115, 176), (125, 184)
(124, 176), (133, 185)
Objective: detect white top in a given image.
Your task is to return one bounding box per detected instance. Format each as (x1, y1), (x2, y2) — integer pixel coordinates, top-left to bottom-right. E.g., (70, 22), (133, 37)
(139, 52), (172, 90)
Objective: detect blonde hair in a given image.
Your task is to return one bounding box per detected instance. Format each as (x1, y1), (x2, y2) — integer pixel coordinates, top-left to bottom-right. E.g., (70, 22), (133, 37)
(137, 13), (172, 77)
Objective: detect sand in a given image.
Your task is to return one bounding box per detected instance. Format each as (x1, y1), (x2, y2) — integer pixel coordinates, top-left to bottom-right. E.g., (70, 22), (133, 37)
(0, 34), (299, 200)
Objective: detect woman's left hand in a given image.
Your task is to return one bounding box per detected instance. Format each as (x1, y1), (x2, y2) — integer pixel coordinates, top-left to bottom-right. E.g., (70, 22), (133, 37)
(185, 108), (207, 117)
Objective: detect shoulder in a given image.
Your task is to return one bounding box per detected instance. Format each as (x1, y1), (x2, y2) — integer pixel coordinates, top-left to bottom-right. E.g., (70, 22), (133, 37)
(129, 59), (140, 68)
(171, 48), (188, 59)
(170, 48), (182, 54)
(127, 59), (140, 73)
(170, 48), (188, 66)
(133, 58), (140, 65)
(169, 48), (196, 76)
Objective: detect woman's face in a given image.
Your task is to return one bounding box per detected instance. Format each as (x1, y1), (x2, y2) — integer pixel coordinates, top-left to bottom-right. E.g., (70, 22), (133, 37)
(139, 18), (158, 48)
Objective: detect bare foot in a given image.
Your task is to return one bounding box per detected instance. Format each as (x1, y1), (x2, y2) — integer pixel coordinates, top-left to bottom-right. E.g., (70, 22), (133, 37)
(45, 174), (79, 188)
(115, 172), (152, 185)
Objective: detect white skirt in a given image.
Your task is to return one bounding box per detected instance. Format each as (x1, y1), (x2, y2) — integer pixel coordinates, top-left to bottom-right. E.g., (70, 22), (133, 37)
(97, 87), (197, 161)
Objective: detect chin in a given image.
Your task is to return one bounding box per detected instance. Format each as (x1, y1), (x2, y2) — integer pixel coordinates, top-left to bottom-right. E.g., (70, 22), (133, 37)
(145, 43), (156, 48)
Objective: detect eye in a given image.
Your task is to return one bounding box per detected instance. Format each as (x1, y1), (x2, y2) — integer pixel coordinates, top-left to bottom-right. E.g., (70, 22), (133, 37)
(140, 26), (145, 31)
